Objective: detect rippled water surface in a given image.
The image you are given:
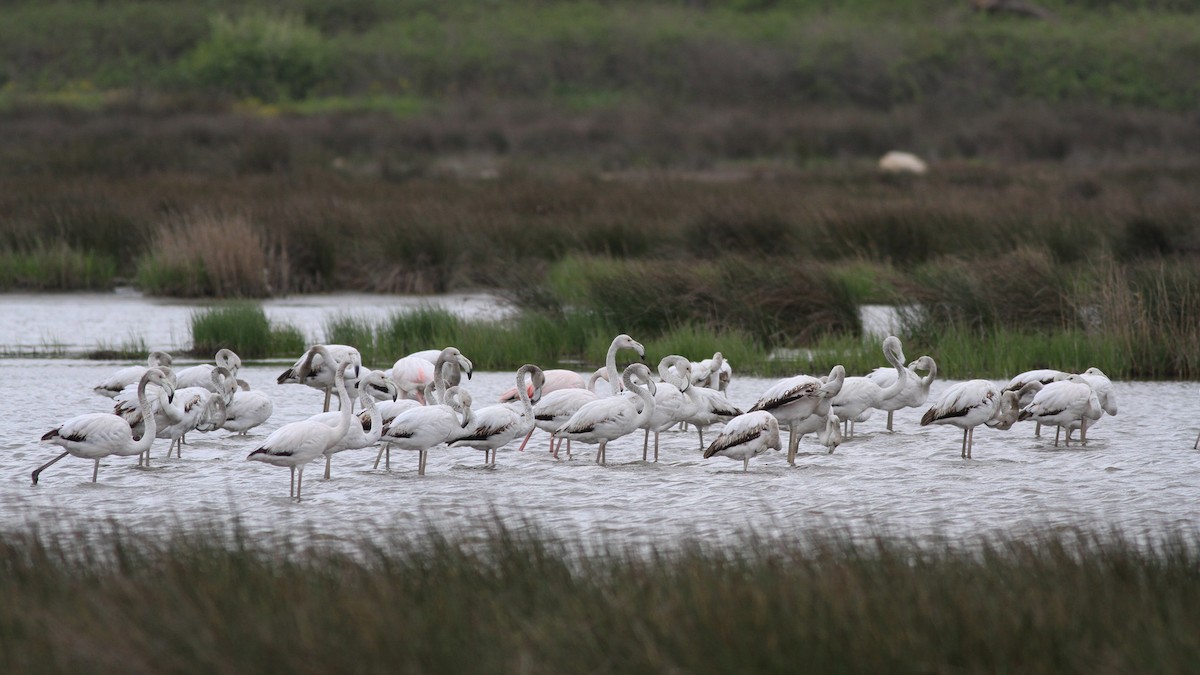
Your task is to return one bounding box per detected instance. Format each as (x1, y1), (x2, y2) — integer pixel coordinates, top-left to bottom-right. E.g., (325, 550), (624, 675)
(3, 358), (1197, 546)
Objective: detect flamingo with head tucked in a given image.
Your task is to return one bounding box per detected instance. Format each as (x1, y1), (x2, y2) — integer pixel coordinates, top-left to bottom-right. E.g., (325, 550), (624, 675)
(703, 410), (781, 472)
(749, 364), (846, 463)
(921, 379), (1011, 458)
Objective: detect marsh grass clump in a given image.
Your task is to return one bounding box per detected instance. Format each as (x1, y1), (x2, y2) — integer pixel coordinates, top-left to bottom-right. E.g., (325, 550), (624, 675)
(0, 243), (116, 290)
(190, 302), (305, 358)
(2, 524), (1200, 674)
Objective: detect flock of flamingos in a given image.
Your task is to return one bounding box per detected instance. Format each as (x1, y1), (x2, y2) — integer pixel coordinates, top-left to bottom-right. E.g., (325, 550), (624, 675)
(35, 334), (1122, 501)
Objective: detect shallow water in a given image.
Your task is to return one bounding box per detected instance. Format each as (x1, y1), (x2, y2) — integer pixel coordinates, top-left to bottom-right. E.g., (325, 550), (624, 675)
(0, 290), (513, 355)
(3, 358), (1197, 547)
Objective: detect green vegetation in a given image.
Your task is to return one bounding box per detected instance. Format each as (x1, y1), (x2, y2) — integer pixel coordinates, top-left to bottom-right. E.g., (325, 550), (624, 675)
(2, 524), (1199, 673)
(1, 1), (1197, 377)
(189, 303), (306, 358)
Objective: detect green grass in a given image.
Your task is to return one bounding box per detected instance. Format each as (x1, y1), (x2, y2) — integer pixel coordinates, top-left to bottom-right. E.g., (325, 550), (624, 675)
(2, 524), (1200, 673)
(190, 303), (306, 359)
(0, 245), (117, 291)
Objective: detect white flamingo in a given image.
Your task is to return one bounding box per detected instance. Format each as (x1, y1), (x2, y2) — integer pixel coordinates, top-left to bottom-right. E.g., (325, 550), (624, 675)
(175, 349), (242, 390)
(920, 380), (1010, 458)
(702, 410), (782, 472)
(93, 351), (173, 398)
(865, 354), (938, 431)
(388, 347), (473, 404)
(377, 387), (473, 475)
(220, 381), (274, 435)
(830, 336), (908, 438)
(749, 364), (846, 463)
(116, 365), (233, 463)
(449, 364), (545, 467)
(249, 348), (355, 501)
(277, 344), (363, 412)
(35, 368), (175, 484)
(680, 386), (743, 451)
(555, 363), (657, 466)
(1018, 374), (1102, 447)
(498, 368), (585, 403)
(308, 370), (398, 479)
(510, 333), (643, 454)
(640, 356), (701, 462)
(1003, 369), (1066, 437)
(520, 368), (607, 457)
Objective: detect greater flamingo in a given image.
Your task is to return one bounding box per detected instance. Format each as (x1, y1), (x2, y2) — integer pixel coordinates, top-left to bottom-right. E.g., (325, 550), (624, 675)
(93, 351), (173, 398)
(36, 367), (175, 484)
(640, 356), (700, 462)
(865, 354), (938, 431)
(377, 387), (473, 475)
(277, 344), (363, 412)
(749, 364), (846, 463)
(249, 348), (355, 500)
(449, 364), (545, 467)
(388, 347), (473, 404)
(702, 410), (782, 472)
(555, 363), (657, 466)
(175, 348), (241, 390)
(1018, 374), (1102, 447)
(830, 335), (907, 438)
(309, 370), (397, 479)
(920, 380), (1009, 458)
(1003, 369), (1066, 437)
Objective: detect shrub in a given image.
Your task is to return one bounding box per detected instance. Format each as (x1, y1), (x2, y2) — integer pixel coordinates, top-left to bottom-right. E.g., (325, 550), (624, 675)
(180, 13), (335, 101)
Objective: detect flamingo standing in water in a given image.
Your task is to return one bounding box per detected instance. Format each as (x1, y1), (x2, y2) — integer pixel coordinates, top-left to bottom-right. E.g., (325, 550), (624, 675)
(175, 349), (241, 390)
(36, 367), (175, 484)
(703, 410), (781, 472)
(639, 356), (701, 462)
(865, 354), (938, 431)
(749, 364), (846, 463)
(830, 336), (908, 438)
(449, 364), (545, 467)
(310, 370), (398, 479)
(250, 348), (355, 500)
(277, 344), (362, 412)
(378, 387), (473, 475)
(555, 363), (657, 466)
(1018, 374), (1102, 447)
(521, 368), (607, 458)
(93, 351), (173, 398)
(921, 380), (1012, 458)
(388, 347), (473, 404)
(1003, 369), (1066, 437)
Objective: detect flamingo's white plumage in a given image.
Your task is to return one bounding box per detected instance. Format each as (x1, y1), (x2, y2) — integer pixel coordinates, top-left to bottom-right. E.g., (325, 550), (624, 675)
(1003, 369), (1066, 437)
(36, 367), (175, 484)
(93, 351), (173, 398)
(865, 354), (938, 431)
(498, 368), (585, 403)
(1018, 374), (1102, 447)
(703, 410), (781, 472)
(389, 347), (473, 404)
(830, 336), (908, 437)
(749, 364), (846, 463)
(449, 364), (545, 467)
(521, 368), (607, 457)
(555, 363), (657, 466)
(920, 379), (1006, 458)
(377, 387), (473, 475)
(175, 349), (241, 390)
(602, 334), (647, 396)
(220, 386), (274, 435)
(277, 344), (362, 412)
(690, 351), (732, 392)
(640, 356), (701, 462)
(309, 370), (397, 479)
(250, 348), (355, 500)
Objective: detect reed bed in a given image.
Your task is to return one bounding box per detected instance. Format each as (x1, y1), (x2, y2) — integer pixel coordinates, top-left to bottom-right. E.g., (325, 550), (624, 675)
(189, 303), (305, 359)
(2, 524), (1199, 674)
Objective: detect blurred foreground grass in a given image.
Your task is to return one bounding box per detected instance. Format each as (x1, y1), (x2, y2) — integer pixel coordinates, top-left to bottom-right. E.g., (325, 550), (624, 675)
(2, 523), (1198, 673)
